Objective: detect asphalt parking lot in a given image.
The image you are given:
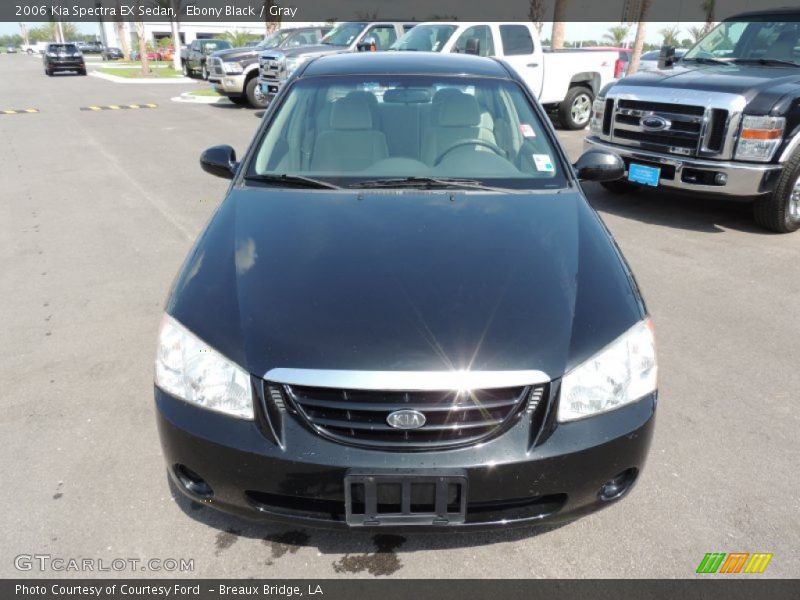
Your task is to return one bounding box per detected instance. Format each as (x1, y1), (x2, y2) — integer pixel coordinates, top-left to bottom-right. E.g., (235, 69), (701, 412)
(1, 52), (798, 579)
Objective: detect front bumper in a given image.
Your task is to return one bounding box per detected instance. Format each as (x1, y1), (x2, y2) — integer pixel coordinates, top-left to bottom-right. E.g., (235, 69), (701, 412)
(257, 77), (282, 99)
(48, 60), (85, 70)
(156, 386), (657, 530)
(210, 72), (246, 96)
(585, 136), (782, 197)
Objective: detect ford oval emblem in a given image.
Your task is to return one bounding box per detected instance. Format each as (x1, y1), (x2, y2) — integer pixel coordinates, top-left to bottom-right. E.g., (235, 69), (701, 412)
(386, 409), (427, 430)
(640, 115), (670, 132)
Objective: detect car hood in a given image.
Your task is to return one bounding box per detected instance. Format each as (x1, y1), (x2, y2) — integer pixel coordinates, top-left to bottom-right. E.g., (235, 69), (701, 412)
(167, 188), (643, 380)
(211, 47), (264, 62)
(620, 62), (800, 112)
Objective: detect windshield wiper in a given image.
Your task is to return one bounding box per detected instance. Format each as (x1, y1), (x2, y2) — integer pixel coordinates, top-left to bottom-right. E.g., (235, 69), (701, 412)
(348, 176), (519, 193)
(683, 56), (730, 65)
(732, 58), (800, 68)
(244, 173), (341, 189)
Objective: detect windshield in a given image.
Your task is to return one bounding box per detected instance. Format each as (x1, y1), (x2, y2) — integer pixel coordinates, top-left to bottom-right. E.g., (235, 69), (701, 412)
(49, 44), (78, 53)
(248, 75), (566, 190)
(684, 20), (800, 65)
(391, 24), (457, 51)
(256, 30), (289, 50)
(321, 22), (367, 46)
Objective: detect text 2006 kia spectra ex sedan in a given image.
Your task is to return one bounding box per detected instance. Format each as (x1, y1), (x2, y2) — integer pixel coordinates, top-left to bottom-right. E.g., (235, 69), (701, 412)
(155, 53), (657, 529)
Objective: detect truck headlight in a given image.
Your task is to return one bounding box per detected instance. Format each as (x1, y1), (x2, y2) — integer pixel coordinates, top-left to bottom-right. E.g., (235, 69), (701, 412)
(734, 115), (785, 162)
(558, 319), (657, 422)
(285, 55), (308, 76)
(589, 97), (606, 134)
(155, 314), (253, 419)
(223, 62), (243, 74)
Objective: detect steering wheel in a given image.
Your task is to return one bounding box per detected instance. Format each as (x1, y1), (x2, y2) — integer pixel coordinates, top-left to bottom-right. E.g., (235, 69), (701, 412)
(434, 139), (507, 166)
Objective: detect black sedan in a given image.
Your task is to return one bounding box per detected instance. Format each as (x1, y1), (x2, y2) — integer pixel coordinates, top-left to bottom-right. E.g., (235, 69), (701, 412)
(102, 47), (124, 61)
(155, 52), (657, 530)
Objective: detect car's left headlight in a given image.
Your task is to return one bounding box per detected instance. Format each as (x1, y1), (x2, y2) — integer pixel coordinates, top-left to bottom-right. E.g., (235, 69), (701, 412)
(155, 314), (254, 419)
(223, 61), (243, 74)
(558, 319), (657, 422)
(734, 115), (785, 162)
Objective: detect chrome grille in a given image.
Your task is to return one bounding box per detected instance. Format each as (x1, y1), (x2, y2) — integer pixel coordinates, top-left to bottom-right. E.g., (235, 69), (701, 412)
(278, 383), (543, 450)
(208, 57), (224, 77)
(611, 99), (707, 156)
(258, 52), (284, 81)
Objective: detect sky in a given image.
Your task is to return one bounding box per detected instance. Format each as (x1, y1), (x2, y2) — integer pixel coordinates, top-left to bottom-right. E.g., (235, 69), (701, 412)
(0, 20), (707, 45)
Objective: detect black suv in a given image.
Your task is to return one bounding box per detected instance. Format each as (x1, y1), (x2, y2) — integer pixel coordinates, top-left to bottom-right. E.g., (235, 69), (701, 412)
(43, 43), (86, 76)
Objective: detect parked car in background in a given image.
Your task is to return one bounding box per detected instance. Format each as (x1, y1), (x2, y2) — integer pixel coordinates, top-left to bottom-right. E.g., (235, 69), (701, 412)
(586, 9), (800, 232)
(182, 39), (232, 79)
(6, 46), (18, 54)
(78, 41), (104, 54)
(23, 42), (50, 55)
(637, 48), (688, 72)
(391, 22), (617, 129)
(101, 47), (124, 61)
(43, 43), (86, 76)
(258, 22), (414, 101)
(158, 51), (656, 530)
(209, 26), (331, 109)
(131, 49), (165, 62)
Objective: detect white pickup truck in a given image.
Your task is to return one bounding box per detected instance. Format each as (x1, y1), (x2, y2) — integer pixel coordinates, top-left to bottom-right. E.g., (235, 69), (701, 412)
(392, 22), (617, 129)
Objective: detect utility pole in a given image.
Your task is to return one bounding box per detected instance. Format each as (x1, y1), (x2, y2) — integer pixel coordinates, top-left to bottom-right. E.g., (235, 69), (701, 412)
(170, 0), (182, 71)
(19, 22), (29, 47)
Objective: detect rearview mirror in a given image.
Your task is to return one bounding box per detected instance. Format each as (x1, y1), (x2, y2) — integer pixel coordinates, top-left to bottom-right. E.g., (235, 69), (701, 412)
(357, 36), (378, 52)
(200, 145), (238, 179)
(574, 150), (624, 182)
(465, 38), (481, 55)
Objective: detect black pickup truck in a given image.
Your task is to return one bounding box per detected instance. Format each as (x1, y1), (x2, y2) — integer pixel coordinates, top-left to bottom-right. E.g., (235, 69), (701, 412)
(207, 26), (330, 108)
(586, 9), (800, 233)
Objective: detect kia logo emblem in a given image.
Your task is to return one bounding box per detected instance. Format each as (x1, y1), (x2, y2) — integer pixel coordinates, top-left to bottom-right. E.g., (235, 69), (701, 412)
(386, 409), (427, 430)
(640, 115), (670, 132)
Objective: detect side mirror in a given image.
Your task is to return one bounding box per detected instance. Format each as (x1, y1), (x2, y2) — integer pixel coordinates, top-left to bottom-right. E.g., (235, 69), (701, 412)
(658, 45), (676, 69)
(200, 145), (238, 179)
(464, 38), (481, 55)
(574, 149), (624, 182)
(357, 36), (378, 52)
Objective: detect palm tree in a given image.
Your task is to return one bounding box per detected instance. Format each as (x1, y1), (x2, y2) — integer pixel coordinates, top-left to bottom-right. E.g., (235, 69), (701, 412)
(603, 25), (630, 47)
(551, 0), (568, 49)
(222, 30), (257, 48)
(528, 0), (546, 35)
(264, 0), (281, 35)
(702, 0), (715, 33)
(658, 25), (681, 47)
(687, 25), (705, 44)
(626, 0), (651, 75)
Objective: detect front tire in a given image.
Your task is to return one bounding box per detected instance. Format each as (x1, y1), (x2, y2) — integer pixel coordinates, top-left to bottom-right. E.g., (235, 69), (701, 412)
(181, 61), (189, 77)
(559, 86), (594, 130)
(245, 76), (269, 109)
(753, 150), (800, 233)
(201, 63), (208, 80)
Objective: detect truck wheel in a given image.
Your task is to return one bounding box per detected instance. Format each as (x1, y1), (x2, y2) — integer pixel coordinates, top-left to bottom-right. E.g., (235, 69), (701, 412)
(753, 150), (800, 233)
(181, 61), (189, 77)
(201, 63), (209, 80)
(245, 77), (269, 109)
(601, 180), (640, 194)
(559, 86), (594, 130)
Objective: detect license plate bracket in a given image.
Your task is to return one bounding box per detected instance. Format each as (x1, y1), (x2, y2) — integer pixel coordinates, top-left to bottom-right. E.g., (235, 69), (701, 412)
(628, 162), (661, 186)
(345, 469), (467, 527)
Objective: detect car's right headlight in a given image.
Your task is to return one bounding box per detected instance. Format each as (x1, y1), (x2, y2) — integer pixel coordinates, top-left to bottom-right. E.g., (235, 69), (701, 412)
(223, 61), (243, 74)
(155, 314), (254, 419)
(285, 55), (309, 76)
(558, 319), (657, 422)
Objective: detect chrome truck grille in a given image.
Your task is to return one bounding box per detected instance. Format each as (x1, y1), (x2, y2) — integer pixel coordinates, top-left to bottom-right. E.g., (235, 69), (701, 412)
(208, 57), (224, 78)
(258, 51), (285, 82)
(263, 369), (550, 450)
(597, 86), (747, 160)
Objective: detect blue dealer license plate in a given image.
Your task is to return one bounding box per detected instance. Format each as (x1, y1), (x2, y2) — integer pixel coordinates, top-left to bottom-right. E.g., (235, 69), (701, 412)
(628, 163), (661, 187)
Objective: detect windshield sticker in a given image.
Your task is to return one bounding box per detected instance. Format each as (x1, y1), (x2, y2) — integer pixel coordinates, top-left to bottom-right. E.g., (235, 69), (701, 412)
(519, 123), (536, 138)
(533, 154), (554, 172)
